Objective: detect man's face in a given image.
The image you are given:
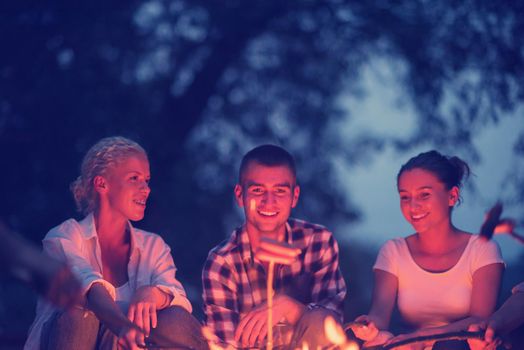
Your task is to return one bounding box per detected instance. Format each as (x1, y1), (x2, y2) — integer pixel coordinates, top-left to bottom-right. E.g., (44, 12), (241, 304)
(235, 162), (300, 239)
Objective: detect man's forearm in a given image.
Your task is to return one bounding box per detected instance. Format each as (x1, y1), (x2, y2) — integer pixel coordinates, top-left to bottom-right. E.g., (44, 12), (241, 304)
(491, 292), (524, 334)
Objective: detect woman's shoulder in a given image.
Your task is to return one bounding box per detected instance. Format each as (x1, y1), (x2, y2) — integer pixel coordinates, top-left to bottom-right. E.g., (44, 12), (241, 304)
(469, 234), (503, 257)
(382, 235), (408, 247)
(46, 217), (85, 239)
(466, 233), (500, 250)
(131, 226), (168, 248)
(379, 236), (408, 255)
(462, 233), (504, 266)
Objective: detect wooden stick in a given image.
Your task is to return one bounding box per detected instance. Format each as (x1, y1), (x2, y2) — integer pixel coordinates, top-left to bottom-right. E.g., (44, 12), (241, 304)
(380, 330), (484, 350)
(267, 260), (275, 350)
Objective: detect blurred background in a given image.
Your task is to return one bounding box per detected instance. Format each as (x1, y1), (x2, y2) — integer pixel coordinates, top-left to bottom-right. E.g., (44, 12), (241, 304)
(1, 0), (524, 347)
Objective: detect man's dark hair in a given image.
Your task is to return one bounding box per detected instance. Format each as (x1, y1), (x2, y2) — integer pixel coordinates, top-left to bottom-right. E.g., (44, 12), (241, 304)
(239, 144), (297, 184)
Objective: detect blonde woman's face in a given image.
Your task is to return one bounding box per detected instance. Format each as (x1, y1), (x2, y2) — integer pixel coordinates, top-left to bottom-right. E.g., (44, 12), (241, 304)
(103, 154), (151, 221)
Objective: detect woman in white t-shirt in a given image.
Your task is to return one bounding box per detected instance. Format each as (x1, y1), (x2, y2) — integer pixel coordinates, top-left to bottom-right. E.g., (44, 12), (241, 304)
(25, 137), (208, 350)
(350, 150), (504, 350)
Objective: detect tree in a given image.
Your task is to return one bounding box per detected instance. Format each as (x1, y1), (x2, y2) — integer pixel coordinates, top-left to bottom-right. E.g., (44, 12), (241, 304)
(1, 0), (523, 341)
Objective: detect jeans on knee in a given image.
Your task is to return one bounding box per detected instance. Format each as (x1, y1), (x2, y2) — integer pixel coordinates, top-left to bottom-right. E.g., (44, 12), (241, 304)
(147, 306), (209, 350)
(41, 305), (208, 350)
(40, 307), (100, 350)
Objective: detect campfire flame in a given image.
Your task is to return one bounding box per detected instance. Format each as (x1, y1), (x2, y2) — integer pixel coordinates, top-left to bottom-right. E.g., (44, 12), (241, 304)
(324, 316), (360, 350)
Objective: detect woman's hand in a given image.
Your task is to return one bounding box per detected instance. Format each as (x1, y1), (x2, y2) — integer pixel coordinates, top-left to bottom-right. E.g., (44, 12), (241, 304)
(117, 325), (142, 350)
(363, 330), (394, 347)
(348, 315), (380, 341)
(127, 286), (160, 347)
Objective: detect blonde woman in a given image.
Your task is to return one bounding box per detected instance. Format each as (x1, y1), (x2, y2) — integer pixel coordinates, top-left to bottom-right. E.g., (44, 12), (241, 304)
(25, 136), (208, 350)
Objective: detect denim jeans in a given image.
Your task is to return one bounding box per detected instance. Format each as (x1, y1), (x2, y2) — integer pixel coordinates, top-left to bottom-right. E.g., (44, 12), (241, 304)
(40, 306), (209, 350)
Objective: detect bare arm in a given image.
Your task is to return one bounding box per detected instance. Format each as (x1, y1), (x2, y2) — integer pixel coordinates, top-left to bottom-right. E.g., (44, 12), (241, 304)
(488, 290), (524, 335)
(351, 269), (398, 342)
(87, 283), (135, 336)
(435, 262), (503, 333)
(468, 289), (524, 349)
(87, 283), (142, 350)
(368, 269), (399, 329)
(126, 285), (173, 346)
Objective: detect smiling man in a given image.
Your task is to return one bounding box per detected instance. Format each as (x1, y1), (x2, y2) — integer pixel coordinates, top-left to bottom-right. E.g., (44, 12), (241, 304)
(202, 144), (346, 349)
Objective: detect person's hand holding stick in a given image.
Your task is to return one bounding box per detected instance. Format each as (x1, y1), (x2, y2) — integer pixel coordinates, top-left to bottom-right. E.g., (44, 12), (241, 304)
(0, 220), (82, 308)
(255, 237), (300, 350)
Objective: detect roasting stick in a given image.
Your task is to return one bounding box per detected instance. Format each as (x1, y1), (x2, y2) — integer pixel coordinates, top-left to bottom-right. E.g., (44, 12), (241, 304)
(267, 260), (275, 350)
(381, 330), (484, 350)
(479, 202), (524, 245)
(255, 235), (300, 350)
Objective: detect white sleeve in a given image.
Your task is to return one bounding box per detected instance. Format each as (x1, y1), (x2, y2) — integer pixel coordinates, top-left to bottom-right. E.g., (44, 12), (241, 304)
(43, 221), (116, 300)
(471, 237), (504, 273)
(149, 237), (192, 313)
(373, 239), (399, 277)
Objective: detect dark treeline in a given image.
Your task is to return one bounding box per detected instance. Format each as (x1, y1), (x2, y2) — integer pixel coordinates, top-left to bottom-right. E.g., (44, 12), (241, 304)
(1, 0), (523, 344)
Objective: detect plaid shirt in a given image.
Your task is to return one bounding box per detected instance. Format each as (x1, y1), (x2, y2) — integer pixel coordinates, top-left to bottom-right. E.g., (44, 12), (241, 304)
(202, 218), (346, 345)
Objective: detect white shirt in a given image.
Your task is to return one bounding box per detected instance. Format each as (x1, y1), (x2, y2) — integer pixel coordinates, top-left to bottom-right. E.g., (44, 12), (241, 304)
(373, 235), (504, 329)
(115, 282), (133, 313)
(24, 214), (192, 350)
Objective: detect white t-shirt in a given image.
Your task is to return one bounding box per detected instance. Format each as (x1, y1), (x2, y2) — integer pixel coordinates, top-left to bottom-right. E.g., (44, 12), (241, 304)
(115, 281), (133, 313)
(373, 235), (504, 329)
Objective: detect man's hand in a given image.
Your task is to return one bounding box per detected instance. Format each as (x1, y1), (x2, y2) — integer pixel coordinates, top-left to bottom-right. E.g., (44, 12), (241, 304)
(127, 286), (161, 347)
(467, 321), (504, 350)
(234, 294), (305, 348)
(0, 221), (82, 308)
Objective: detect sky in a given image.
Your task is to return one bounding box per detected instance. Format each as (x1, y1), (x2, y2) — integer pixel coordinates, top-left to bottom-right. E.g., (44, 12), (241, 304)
(335, 57), (524, 264)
